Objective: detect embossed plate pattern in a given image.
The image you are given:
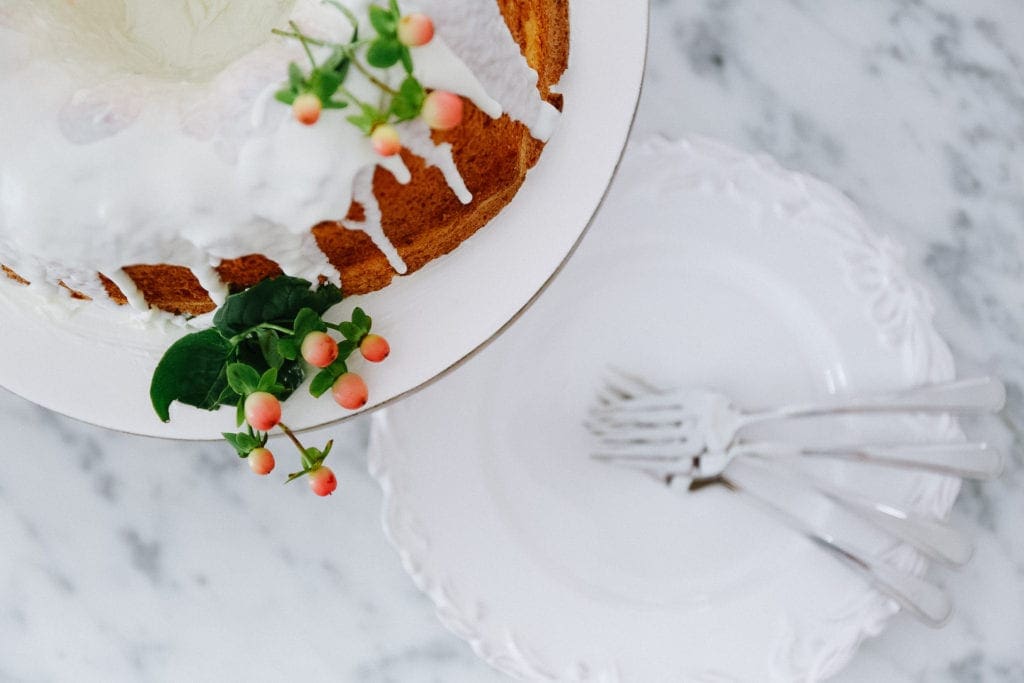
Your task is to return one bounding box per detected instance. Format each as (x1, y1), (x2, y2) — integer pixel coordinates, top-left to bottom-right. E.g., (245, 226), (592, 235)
(368, 137), (961, 681)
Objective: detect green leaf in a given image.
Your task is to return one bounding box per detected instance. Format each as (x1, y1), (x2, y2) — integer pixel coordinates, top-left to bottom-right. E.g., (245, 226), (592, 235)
(366, 38), (401, 69)
(223, 432), (261, 457)
(346, 102), (385, 135)
(390, 76), (425, 121)
(277, 337), (300, 361)
(236, 397), (245, 427)
(311, 69), (343, 102)
(226, 363), (261, 396)
(346, 115), (369, 135)
(257, 329), (284, 369)
(336, 339), (357, 360)
(337, 321), (362, 342)
(213, 276), (342, 338)
(322, 99), (349, 110)
(150, 329), (234, 422)
(399, 45), (414, 74)
(293, 307), (327, 341)
(352, 307), (372, 332)
(286, 469), (310, 483)
(288, 62), (305, 89)
(346, 113), (375, 135)
(309, 358), (347, 398)
(321, 46), (352, 80)
(217, 383), (241, 408)
(369, 5), (397, 36)
(257, 367), (279, 393)
(388, 0), (401, 17)
(235, 339), (306, 402)
(310, 373), (337, 398)
(275, 89), (297, 105)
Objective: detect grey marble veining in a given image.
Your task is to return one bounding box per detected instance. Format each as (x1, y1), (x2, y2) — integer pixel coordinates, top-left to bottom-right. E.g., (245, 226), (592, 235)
(1, 1), (1022, 681)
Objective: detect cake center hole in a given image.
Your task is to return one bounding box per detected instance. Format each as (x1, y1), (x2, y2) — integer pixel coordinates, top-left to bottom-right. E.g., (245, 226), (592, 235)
(48, 0), (298, 81)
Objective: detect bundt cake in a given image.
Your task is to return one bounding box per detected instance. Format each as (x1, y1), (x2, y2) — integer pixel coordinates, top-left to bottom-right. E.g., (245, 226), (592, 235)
(0, 0), (569, 317)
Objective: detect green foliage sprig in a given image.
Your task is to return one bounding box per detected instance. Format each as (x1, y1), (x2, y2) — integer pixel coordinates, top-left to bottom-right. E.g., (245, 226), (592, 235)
(150, 276), (384, 496)
(272, 0), (427, 135)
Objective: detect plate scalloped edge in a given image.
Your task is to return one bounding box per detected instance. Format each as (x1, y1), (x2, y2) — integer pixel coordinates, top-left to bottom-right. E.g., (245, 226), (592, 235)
(368, 135), (963, 682)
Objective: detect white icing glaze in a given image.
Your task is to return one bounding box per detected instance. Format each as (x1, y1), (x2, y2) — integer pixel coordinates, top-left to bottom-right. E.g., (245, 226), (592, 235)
(0, 0), (558, 312)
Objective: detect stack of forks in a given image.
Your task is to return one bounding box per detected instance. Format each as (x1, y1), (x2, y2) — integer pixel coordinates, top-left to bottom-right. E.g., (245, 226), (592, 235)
(587, 372), (1006, 626)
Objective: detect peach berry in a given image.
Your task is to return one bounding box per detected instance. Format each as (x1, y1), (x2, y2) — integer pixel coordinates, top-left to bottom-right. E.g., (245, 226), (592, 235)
(332, 372), (368, 410)
(309, 466), (338, 496)
(371, 124), (402, 157)
(359, 334), (390, 363)
(397, 13), (434, 47)
(421, 90), (463, 131)
(244, 391), (282, 432)
(292, 93), (322, 126)
(301, 331), (339, 368)
(248, 447), (275, 475)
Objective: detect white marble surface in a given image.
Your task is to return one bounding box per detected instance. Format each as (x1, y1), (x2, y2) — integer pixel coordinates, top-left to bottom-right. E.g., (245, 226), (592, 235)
(1, 1), (1022, 681)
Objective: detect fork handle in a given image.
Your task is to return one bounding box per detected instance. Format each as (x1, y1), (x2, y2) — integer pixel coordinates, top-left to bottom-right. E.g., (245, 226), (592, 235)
(755, 458), (974, 566)
(737, 441), (1004, 480)
(828, 492), (973, 567)
(741, 377), (1005, 425)
(724, 459), (952, 626)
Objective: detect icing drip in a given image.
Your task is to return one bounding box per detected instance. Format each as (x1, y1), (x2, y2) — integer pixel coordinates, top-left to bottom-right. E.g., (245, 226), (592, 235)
(414, 0), (562, 141)
(347, 170), (410, 276)
(106, 269), (149, 311)
(0, 0), (559, 315)
(399, 119), (473, 205)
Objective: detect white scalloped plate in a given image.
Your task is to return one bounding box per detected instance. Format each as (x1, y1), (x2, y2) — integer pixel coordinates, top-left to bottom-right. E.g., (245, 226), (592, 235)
(0, 0), (647, 439)
(368, 137), (962, 681)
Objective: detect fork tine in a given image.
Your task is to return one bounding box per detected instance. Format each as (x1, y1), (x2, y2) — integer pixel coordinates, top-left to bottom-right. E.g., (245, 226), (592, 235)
(590, 393), (689, 414)
(593, 381), (625, 406)
(605, 366), (661, 395)
(591, 444), (695, 459)
(585, 415), (687, 432)
(586, 414), (691, 437)
(586, 405), (685, 424)
(593, 425), (695, 442)
(590, 453), (686, 485)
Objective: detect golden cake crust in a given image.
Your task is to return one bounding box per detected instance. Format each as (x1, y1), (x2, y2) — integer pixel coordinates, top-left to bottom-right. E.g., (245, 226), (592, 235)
(5, 0), (569, 316)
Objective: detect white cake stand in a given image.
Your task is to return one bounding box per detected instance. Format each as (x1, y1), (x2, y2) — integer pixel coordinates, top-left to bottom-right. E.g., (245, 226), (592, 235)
(0, 1), (649, 440)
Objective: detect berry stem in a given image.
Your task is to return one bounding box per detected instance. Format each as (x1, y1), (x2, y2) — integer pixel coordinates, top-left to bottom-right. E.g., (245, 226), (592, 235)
(272, 29), (371, 52)
(272, 27), (398, 96)
(337, 84), (373, 111)
(277, 422), (306, 455)
(227, 322), (294, 346)
(289, 21), (319, 68)
(350, 58), (398, 96)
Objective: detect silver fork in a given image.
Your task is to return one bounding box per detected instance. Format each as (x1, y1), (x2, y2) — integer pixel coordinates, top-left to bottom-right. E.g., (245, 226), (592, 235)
(586, 372), (1006, 626)
(587, 371), (1006, 480)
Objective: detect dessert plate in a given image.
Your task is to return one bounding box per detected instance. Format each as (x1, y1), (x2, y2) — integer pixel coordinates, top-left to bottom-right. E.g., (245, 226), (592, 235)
(367, 137), (962, 681)
(0, 0), (647, 439)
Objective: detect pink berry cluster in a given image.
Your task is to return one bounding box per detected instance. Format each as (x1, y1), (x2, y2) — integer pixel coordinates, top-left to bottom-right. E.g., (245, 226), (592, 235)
(151, 276), (392, 500)
(273, 2), (464, 157)
(223, 307), (389, 498)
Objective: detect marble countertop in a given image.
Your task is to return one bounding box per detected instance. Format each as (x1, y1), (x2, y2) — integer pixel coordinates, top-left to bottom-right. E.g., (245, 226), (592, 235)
(1, 1), (1022, 681)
